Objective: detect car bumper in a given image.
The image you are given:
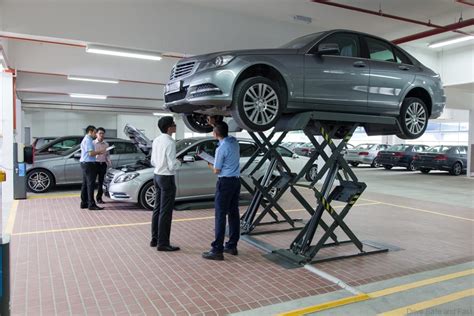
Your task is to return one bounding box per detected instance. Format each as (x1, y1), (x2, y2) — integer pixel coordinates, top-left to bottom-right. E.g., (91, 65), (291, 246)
(430, 101), (445, 119)
(413, 161), (451, 171)
(345, 155), (376, 164)
(377, 158), (409, 167)
(107, 180), (142, 204)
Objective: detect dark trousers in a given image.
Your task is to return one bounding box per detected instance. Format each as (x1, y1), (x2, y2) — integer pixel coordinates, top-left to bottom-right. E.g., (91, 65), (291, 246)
(211, 177), (241, 253)
(81, 162), (97, 208)
(151, 175), (176, 246)
(96, 162), (108, 200)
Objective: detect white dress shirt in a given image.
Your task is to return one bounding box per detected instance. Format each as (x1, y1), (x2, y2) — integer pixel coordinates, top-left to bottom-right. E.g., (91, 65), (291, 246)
(151, 134), (179, 175)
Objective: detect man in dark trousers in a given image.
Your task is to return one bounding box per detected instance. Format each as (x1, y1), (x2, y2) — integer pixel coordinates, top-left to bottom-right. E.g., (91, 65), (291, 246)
(150, 116), (180, 251)
(94, 127), (112, 204)
(80, 125), (106, 211)
(203, 122), (241, 261)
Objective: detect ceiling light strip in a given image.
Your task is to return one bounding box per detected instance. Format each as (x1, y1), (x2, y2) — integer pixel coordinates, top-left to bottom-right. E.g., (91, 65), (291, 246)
(67, 75), (119, 84)
(428, 36), (474, 48)
(70, 93), (107, 100)
(86, 44), (162, 61)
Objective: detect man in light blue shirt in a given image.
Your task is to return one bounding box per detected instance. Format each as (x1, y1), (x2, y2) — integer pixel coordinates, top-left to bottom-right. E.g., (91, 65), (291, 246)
(203, 122), (241, 261)
(80, 125), (106, 211)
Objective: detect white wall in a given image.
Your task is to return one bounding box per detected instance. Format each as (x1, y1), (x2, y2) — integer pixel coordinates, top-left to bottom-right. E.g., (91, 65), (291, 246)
(437, 44), (474, 86)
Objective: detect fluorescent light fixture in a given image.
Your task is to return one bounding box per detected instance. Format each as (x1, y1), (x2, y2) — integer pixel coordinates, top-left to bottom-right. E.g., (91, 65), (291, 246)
(86, 44), (162, 61)
(68, 75), (119, 84)
(428, 36), (474, 48)
(69, 93), (107, 100)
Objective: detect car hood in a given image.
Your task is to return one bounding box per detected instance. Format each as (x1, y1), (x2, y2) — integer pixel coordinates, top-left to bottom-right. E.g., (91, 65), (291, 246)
(179, 48), (298, 62)
(123, 124), (152, 155)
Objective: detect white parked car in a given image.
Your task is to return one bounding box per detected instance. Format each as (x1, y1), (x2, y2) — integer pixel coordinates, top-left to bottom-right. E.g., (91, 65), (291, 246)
(344, 143), (390, 167)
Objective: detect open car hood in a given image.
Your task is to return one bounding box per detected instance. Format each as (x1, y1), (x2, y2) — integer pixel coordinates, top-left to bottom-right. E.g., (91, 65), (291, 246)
(123, 124), (152, 155)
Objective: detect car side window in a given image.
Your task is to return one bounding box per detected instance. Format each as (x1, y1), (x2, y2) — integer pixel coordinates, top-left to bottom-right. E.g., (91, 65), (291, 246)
(240, 142), (258, 157)
(276, 146), (293, 158)
(394, 48), (413, 65)
(110, 142), (126, 155)
(314, 33), (361, 57)
(51, 139), (79, 151)
(366, 37), (396, 63)
(123, 143), (138, 154)
(458, 147), (467, 155)
(190, 140), (218, 161)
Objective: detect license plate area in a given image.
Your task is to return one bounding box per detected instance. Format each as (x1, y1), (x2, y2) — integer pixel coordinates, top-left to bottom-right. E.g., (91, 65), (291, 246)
(166, 81), (182, 94)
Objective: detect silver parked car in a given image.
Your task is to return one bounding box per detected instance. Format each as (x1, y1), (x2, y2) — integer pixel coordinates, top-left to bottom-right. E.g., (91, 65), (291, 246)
(104, 133), (319, 210)
(26, 138), (147, 193)
(164, 29), (445, 139)
(344, 143), (391, 168)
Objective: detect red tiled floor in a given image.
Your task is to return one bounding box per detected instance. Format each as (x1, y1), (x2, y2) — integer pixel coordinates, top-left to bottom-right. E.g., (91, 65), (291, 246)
(10, 188), (473, 315)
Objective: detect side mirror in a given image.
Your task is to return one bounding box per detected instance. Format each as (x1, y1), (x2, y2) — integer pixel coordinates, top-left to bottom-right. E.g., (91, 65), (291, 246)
(292, 153), (299, 159)
(73, 152), (81, 160)
(318, 43), (340, 55)
(183, 155), (195, 163)
(48, 147), (58, 153)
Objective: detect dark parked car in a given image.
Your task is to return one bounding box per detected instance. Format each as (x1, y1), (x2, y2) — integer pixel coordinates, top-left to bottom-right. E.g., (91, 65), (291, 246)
(377, 144), (429, 171)
(32, 137), (56, 149)
(164, 29), (445, 139)
(35, 136), (84, 156)
(413, 145), (468, 176)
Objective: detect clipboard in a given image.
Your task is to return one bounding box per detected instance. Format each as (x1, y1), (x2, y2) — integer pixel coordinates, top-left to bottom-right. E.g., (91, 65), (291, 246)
(197, 151), (215, 165)
(106, 145), (115, 152)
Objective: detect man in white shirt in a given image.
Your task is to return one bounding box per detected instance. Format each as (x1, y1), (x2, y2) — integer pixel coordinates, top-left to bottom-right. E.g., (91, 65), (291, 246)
(150, 116), (180, 252)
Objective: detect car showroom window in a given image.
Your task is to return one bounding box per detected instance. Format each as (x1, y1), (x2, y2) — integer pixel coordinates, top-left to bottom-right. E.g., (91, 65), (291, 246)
(366, 37), (396, 62)
(313, 33), (360, 57)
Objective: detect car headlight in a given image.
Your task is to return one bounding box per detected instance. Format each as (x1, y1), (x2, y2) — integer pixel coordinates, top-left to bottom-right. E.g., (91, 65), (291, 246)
(114, 172), (139, 183)
(199, 55), (235, 71)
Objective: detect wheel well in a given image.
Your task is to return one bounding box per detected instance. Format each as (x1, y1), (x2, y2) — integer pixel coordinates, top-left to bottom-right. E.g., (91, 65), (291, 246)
(405, 88), (432, 116)
(235, 64), (288, 106)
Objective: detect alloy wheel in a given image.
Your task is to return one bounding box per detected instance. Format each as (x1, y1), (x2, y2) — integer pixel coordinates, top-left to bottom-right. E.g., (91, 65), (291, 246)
(308, 166), (318, 181)
(405, 102), (427, 136)
(28, 171), (51, 192)
(453, 163), (462, 176)
(145, 185), (156, 208)
(243, 83), (279, 126)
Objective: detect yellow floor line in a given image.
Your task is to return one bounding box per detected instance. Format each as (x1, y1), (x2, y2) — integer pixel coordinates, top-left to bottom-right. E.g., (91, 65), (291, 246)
(28, 193), (80, 200)
(378, 288), (474, 316)
(360, 198), (473, 222)
(277, 269), (474, 316)
(4, 200), (19, 236)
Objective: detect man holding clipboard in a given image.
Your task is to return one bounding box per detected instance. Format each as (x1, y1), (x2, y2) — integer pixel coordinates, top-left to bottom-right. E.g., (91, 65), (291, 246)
(94, 127), (113, 204)
(202, 122), (241, 261)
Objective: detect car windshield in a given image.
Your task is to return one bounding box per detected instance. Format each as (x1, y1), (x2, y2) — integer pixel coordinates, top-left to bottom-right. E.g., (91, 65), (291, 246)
(355, 144), (375, 150)
(427, 146), (452, 153)
(388, 144), (410, 151)
(176, 138), (200, 154)
(280, 32), (324, 49)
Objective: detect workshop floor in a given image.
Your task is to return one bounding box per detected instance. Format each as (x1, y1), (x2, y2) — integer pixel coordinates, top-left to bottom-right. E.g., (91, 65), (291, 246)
(10, 168), (474, 315)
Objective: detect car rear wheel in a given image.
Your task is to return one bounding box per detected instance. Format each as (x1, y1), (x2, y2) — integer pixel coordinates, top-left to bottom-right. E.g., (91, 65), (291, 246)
(420, 168), (430, 174)
(449, 162), (463, 176)
(183, 113), (221, 134)
(407, 160), (416, 171)
(350, 162), (359, 167)
(398, 97), (428, 139)
(231, 76), (283, 131)
(383, 165), (393, 170)
(370, 158), (381, 168)
(305, 165), (318, 182)
(27, 169), (54, 193)
(139, 181), (155, 210)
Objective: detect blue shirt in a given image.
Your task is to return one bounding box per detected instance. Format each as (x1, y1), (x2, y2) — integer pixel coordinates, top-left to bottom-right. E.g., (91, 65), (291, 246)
(214, 136), (240, 178)
(79, 135), (96, 163)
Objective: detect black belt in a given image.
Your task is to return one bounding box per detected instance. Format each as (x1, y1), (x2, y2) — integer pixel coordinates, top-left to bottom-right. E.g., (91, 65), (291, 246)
(219, 176), (240, 179)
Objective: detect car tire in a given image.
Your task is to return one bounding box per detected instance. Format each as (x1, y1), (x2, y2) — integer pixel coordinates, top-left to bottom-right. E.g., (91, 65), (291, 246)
(183, 113), (219, 134)
(407, 160), (416, 171)
(305, 164), (318, 182)
(27, 169), (55, 193)
(383, 165), (393, 170)
(398, 97), (429, 139)
(231, 76), (283, 131)
(350, 162), (359, 167)
(370, 158), (380, 168)
(420, 168), (430, 174)
(138, 181), (155, 210)
(449, 162), (463, 176)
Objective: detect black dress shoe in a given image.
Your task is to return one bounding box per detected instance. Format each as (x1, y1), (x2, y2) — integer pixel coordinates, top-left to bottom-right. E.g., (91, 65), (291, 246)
(96, 199), (105, 204)
(80, 204), (88, 209)
(202, 251), (224, 261)
(150, 239), (158, 247)
(224, 248), (238, 256)
(157, 245), (180, 252)
(88, 205), (104, 211)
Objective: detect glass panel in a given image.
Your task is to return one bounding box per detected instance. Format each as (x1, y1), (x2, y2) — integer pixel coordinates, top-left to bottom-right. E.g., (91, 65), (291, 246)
(426, 145), (452, 153)
(366, 37), (396, 62)
(317, 33), (360, 57)
(240, 142), (258, 157)
(388, 144), (410, 151)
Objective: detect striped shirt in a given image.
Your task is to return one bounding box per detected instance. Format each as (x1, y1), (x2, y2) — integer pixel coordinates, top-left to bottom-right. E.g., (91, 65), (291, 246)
(94, 140), (112, 165)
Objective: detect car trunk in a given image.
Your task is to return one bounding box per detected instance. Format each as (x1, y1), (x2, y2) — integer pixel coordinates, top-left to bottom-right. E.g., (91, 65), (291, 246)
(415, 153), (439, 163)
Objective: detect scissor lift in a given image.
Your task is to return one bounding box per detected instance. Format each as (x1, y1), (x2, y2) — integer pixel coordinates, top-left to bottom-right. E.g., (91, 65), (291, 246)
(236, 111), (399, 266)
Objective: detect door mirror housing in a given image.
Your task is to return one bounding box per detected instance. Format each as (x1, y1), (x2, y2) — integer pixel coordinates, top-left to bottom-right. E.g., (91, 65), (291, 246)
(73, 152), (81, 160)
(183, 155), (195, 163)
(317, 43), (340, 55)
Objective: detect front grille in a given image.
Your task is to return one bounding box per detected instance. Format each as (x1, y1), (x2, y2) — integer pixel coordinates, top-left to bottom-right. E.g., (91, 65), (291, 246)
(170, 61), (196, 80)
(164, 88), (188, 103)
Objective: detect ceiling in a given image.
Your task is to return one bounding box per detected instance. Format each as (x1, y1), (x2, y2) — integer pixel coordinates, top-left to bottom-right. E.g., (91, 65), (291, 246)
(0, 0), (473, 114)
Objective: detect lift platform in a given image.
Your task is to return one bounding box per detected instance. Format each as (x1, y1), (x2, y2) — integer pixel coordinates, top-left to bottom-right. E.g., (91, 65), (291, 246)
(235, 111), (395, 266)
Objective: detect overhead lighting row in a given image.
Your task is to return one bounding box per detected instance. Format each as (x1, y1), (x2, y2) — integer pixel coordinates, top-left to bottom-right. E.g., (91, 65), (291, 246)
(429, 35), (474, 48)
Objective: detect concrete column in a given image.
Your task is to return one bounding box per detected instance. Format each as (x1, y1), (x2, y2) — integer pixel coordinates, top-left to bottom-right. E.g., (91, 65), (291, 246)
(467, 109), (474, 178)
(174, 114), (185, 140)
(381, 135), (395, 145)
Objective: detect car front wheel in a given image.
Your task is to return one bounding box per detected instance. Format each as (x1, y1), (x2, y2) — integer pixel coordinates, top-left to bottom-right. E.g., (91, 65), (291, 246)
(139, 181), (155, 210)
(407, 160), (416, 171)
(398, 97), (428, 139)
(27, 169), (54, 193)
(449, 162), (463, 176)
(420, 168), (430, 174)
(231, 76), (283, 131)
(305, 165), (318, 182)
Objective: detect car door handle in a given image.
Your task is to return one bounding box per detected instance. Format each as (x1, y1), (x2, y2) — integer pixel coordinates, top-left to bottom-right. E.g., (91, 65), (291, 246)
(353, 61), (367, 68)
(398, 65), (410, 71)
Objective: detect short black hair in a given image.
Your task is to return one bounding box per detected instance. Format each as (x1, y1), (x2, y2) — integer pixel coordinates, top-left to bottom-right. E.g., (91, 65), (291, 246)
(85, 125), (96, 134)
(158, 116), (175, 133)
(97, 127), (106, 133)
(214, 122), (229, 138)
